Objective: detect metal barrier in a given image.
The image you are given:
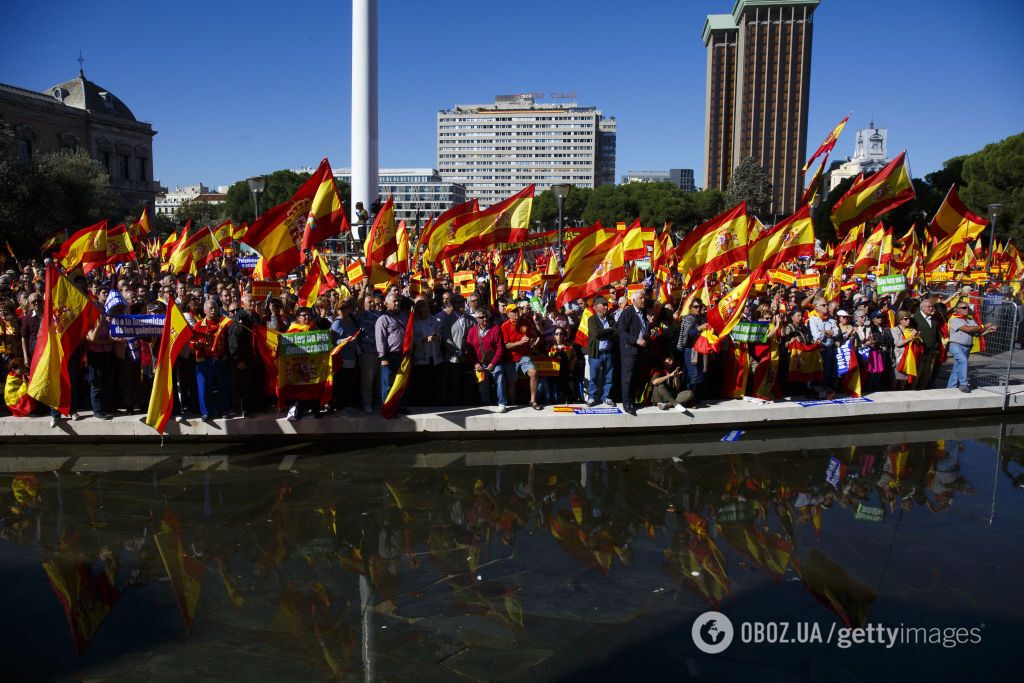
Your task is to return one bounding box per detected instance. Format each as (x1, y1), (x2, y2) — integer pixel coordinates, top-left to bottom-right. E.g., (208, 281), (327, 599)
(927, 289), (1022, 404)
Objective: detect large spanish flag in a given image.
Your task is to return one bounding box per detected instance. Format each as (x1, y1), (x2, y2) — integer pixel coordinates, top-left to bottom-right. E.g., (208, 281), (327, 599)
(851, 223), (887, 276)
(58, 220), (108, 273)
(804, 114), (849, 173)
(27, 264), (100, 415)
(924, 222), (971, 273)
(831, 152), (915, 238)
(928, 184), (987, 240)
(105, 223), (136, 265)
(241, 158), (348, 276)
(381, 311), (415, 419)
(296, 249), (338, 306)
(364, 196), (398, 271)
(748, 205), (815, 274)
(422, 199), (478, 267)
(145, 300), (194, 434)
(437, 185), (534, 261)
(556, 229), (627, 308)
(675, 203), (749, 287)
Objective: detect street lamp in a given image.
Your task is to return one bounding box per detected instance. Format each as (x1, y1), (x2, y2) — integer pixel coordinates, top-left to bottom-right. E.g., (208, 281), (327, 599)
(986, 203), (1003, 274)
(551, 182), (572, 265)
(247, 176), (267, 220)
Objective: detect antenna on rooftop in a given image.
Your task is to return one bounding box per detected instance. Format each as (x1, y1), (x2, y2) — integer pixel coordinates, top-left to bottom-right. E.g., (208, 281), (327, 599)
(77, 50), (85, 77)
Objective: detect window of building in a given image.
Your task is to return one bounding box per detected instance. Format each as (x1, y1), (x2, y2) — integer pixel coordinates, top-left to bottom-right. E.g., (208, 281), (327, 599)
(16, 138), (32, 162)
(138, 158), (147, 181)
(101, 151), (111, 172)
(119, 154), (130, 180)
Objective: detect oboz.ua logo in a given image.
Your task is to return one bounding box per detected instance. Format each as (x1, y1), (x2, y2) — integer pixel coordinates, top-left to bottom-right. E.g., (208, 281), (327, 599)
(692, 611), (735, 654)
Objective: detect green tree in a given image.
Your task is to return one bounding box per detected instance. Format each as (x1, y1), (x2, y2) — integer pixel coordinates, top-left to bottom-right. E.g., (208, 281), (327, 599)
(959, 132), (1024, 242)
(530, 187), (592, 229)
(220, 169), (315, 224)
(173, 198), (223, 227)
(725, 157), (773, 216)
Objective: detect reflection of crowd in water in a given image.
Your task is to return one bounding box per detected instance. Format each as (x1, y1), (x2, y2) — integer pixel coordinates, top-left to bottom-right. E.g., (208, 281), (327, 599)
(0, 439), (990, 663)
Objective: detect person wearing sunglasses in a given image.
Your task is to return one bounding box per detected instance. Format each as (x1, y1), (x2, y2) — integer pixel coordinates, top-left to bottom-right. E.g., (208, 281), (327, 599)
(947, 302), (996, 393)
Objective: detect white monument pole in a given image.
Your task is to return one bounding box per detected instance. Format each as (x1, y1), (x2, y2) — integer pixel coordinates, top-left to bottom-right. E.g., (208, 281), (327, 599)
(351, 0), (378, 238)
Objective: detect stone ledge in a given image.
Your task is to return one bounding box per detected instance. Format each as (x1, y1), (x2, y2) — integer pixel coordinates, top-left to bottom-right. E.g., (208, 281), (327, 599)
(0, 388), (1016, 443)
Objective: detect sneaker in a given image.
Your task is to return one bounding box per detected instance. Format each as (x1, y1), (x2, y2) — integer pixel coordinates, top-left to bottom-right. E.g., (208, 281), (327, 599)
(286, 406), (299, 421)
(498, 404), (508, 413)
(657, 402), (670, 411)
(70, 412), (81, 421)
(50, 415), (59, 428)
(959, 385), (972, 393)
(586, 399), (597, 408)
(201, 414), (213, 423)
(623, 405), (637, 416)
(176, 414), (187, 424)
(603, 398), (616, 407)
(99, 412), (113, 421)
(674, 404), (691, 415)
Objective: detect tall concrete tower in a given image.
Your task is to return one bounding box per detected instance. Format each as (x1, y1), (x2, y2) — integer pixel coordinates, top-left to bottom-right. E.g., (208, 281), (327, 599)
(351, 0), (379, 229)
(703, 0), (819, 215)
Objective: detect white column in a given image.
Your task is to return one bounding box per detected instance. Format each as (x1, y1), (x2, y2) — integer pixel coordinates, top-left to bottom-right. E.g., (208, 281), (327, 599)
(351, 0), (379, 225)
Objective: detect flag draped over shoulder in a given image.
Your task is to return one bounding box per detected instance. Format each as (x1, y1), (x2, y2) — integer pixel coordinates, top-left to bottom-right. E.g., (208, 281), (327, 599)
(27, 264), (100, 415)
(58, 220), (108, 273)
(831, 152), (915, 239)
(145, 300), (194, 434)
(381, 312), (415, 418)
(928, 185), (987, 240)
(675, 203), (749, 287)
(437, 185), (534, 262)
(241, 158), (348, 276)
(747, 205), (815, 274)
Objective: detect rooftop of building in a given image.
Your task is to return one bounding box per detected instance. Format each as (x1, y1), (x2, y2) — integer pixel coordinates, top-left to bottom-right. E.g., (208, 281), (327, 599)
(48, 69), (139, 121)
(702, 13), (738, 45)
(440, 95), (607, 115)
(731, 0), (820, 22)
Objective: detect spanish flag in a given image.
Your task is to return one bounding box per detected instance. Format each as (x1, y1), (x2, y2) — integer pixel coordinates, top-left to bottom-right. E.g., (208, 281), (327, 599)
(345, 257), (366, 286)
(833, 222), (864, 261)
(136, 206), (152, 238)
(27, 264), (100, 415)
(168, 225), (222, 274)
(555, 229), (627, 309)
(364, 196), (398, 272)
(675, 203), (749, 287)
(621, 219), (647, 261)
(154, 510), (204, 632)
(213, 219), (234, 248)
(421, 199), (478, 267)
(894, 224), (919, 265)
(897, 328), (923, 383)
(394, 219), (410, 273)
(40, 231), (64, 254)
(58, 220), (108, 273)
(42, 553), (121, 654)
(160, 229), (179, 261)
(105, 223), (136, 265)
(574, 306), (594, 347)
(241, 158), (348, 276)
(786, 340), (823, 382)
(437, 185), (534, 262)
(5, 369), (36, 416)
(232, 221), (249, 241)
(381, 311), (415, 419)
(296, 250), (338, 306)
(145, 300), (194, 434)
(928, 184), (987, 240)
(851, 223), (886, 276)
(831, 152), (915, 239)
(748, 205), (815, 274)
(803, 114), (849, 173)
(801, 154), (829, 206)
(924, 221), (971, 273)
(695, 273), (756, 352)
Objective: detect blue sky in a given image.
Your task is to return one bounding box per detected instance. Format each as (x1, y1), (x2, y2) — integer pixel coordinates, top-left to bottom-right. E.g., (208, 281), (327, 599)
(2, 0), (1022, 190)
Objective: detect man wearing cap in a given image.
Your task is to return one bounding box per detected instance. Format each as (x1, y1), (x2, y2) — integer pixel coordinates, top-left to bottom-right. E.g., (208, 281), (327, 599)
(501, 303), (543, 410)
(585, 296), (617, 407)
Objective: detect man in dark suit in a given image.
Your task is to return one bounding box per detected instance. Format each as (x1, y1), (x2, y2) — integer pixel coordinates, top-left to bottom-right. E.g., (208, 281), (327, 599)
(616, 290), (649, 415)
(912, 297), (941, 389)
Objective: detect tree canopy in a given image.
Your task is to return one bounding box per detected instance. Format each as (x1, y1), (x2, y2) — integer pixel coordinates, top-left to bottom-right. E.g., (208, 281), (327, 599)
(726, 157), (773, 217)
(959, 132), (1024, 242)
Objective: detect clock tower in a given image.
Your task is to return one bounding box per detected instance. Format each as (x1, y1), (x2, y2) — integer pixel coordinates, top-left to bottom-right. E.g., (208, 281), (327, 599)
(852, 120), (887, 166)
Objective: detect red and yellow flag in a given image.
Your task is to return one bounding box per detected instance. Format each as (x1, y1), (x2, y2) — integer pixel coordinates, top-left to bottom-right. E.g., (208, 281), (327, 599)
(831, 152), (915, 239)
(621, 219), (647, 261)
(421, 199), (478, 267)
(394, 219), (410, 273)
(40, 231), (63, 254)
(437, 185), (534, 262)
(801, 154), (829, 206)
(160, 229), (179, 261)
(42, 554), (121, 654)
(105, 223), (135, 265)
(345, 257), (366, 286)
(851, 223), (887, 277)
(154, 510), (204, 632)
(213, 219), (234, 248)
(145, 300), (194, 434)
(695, 273), (756, 352)
(296, 250), (338, 306)
(5, 370), (36, 416)
(27, 264), (100, 415)
(924, 221), (972, 273)
(168, 226), (222, 274)
(556, 230), (627, 309)
(748, 205), (815, 275)
(675, 203), (749, 287)
(381, 311), (415, 419)
(928, 184), (987, 240)
(136, 206), (152, 238)
(364, 196), (398, 271)
(241, 158), (348, 276)
(804, 114), (849, 173)
(58, 220), (108, 273)
(833, 222), (864, 262)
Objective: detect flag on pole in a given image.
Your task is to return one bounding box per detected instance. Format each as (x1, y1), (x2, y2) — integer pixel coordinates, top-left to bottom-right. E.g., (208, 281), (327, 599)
(58, 220), (108, 273)
(145, 300), (194, 434)
(928, 184), (987, 240)
(803, 114), (849, 173)
(436, 185), (535, 262)
(831, 152), (915, 239)
(675, 203), (749, 287)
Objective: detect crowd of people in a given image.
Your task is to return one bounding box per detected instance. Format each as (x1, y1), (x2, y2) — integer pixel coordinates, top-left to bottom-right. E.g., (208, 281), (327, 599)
(0, 248), (1011, 426)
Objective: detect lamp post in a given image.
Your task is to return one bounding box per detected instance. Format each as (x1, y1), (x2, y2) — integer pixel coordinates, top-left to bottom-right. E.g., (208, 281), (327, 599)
(247, 176), (267, 220)
(986, 203), (1002, 275)
(551, 183), (572, 265)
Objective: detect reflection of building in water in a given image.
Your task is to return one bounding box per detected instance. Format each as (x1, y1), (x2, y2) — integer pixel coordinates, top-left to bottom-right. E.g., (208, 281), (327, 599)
(828, 121), (889, 191)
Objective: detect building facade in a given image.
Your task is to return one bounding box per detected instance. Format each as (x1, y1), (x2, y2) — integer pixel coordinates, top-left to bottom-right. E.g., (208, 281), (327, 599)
(828, 122), (889, 191)
(333, 168), (466, 226)
(621, 169), (696, 192)
(0, 69), (157, 212)
(437, 94), (616, 207)
(703, 0), (819, 215)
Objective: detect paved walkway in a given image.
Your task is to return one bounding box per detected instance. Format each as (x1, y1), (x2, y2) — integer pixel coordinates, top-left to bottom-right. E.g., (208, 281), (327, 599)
(1, 387), (1020, 442)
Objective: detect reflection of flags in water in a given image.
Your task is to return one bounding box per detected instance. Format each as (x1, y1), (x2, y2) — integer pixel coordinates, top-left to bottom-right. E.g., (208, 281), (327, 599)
(154, 509), (204, 632)
(42, 554), (121, 653)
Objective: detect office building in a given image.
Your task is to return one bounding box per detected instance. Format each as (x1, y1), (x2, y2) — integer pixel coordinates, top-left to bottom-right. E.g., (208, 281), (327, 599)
(437, 94), (616, 207)
(333, 168), (466, 226)
(703, 0), (819, 215)
(0, 67), (157, 212)
(621, 169), (696, 192)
